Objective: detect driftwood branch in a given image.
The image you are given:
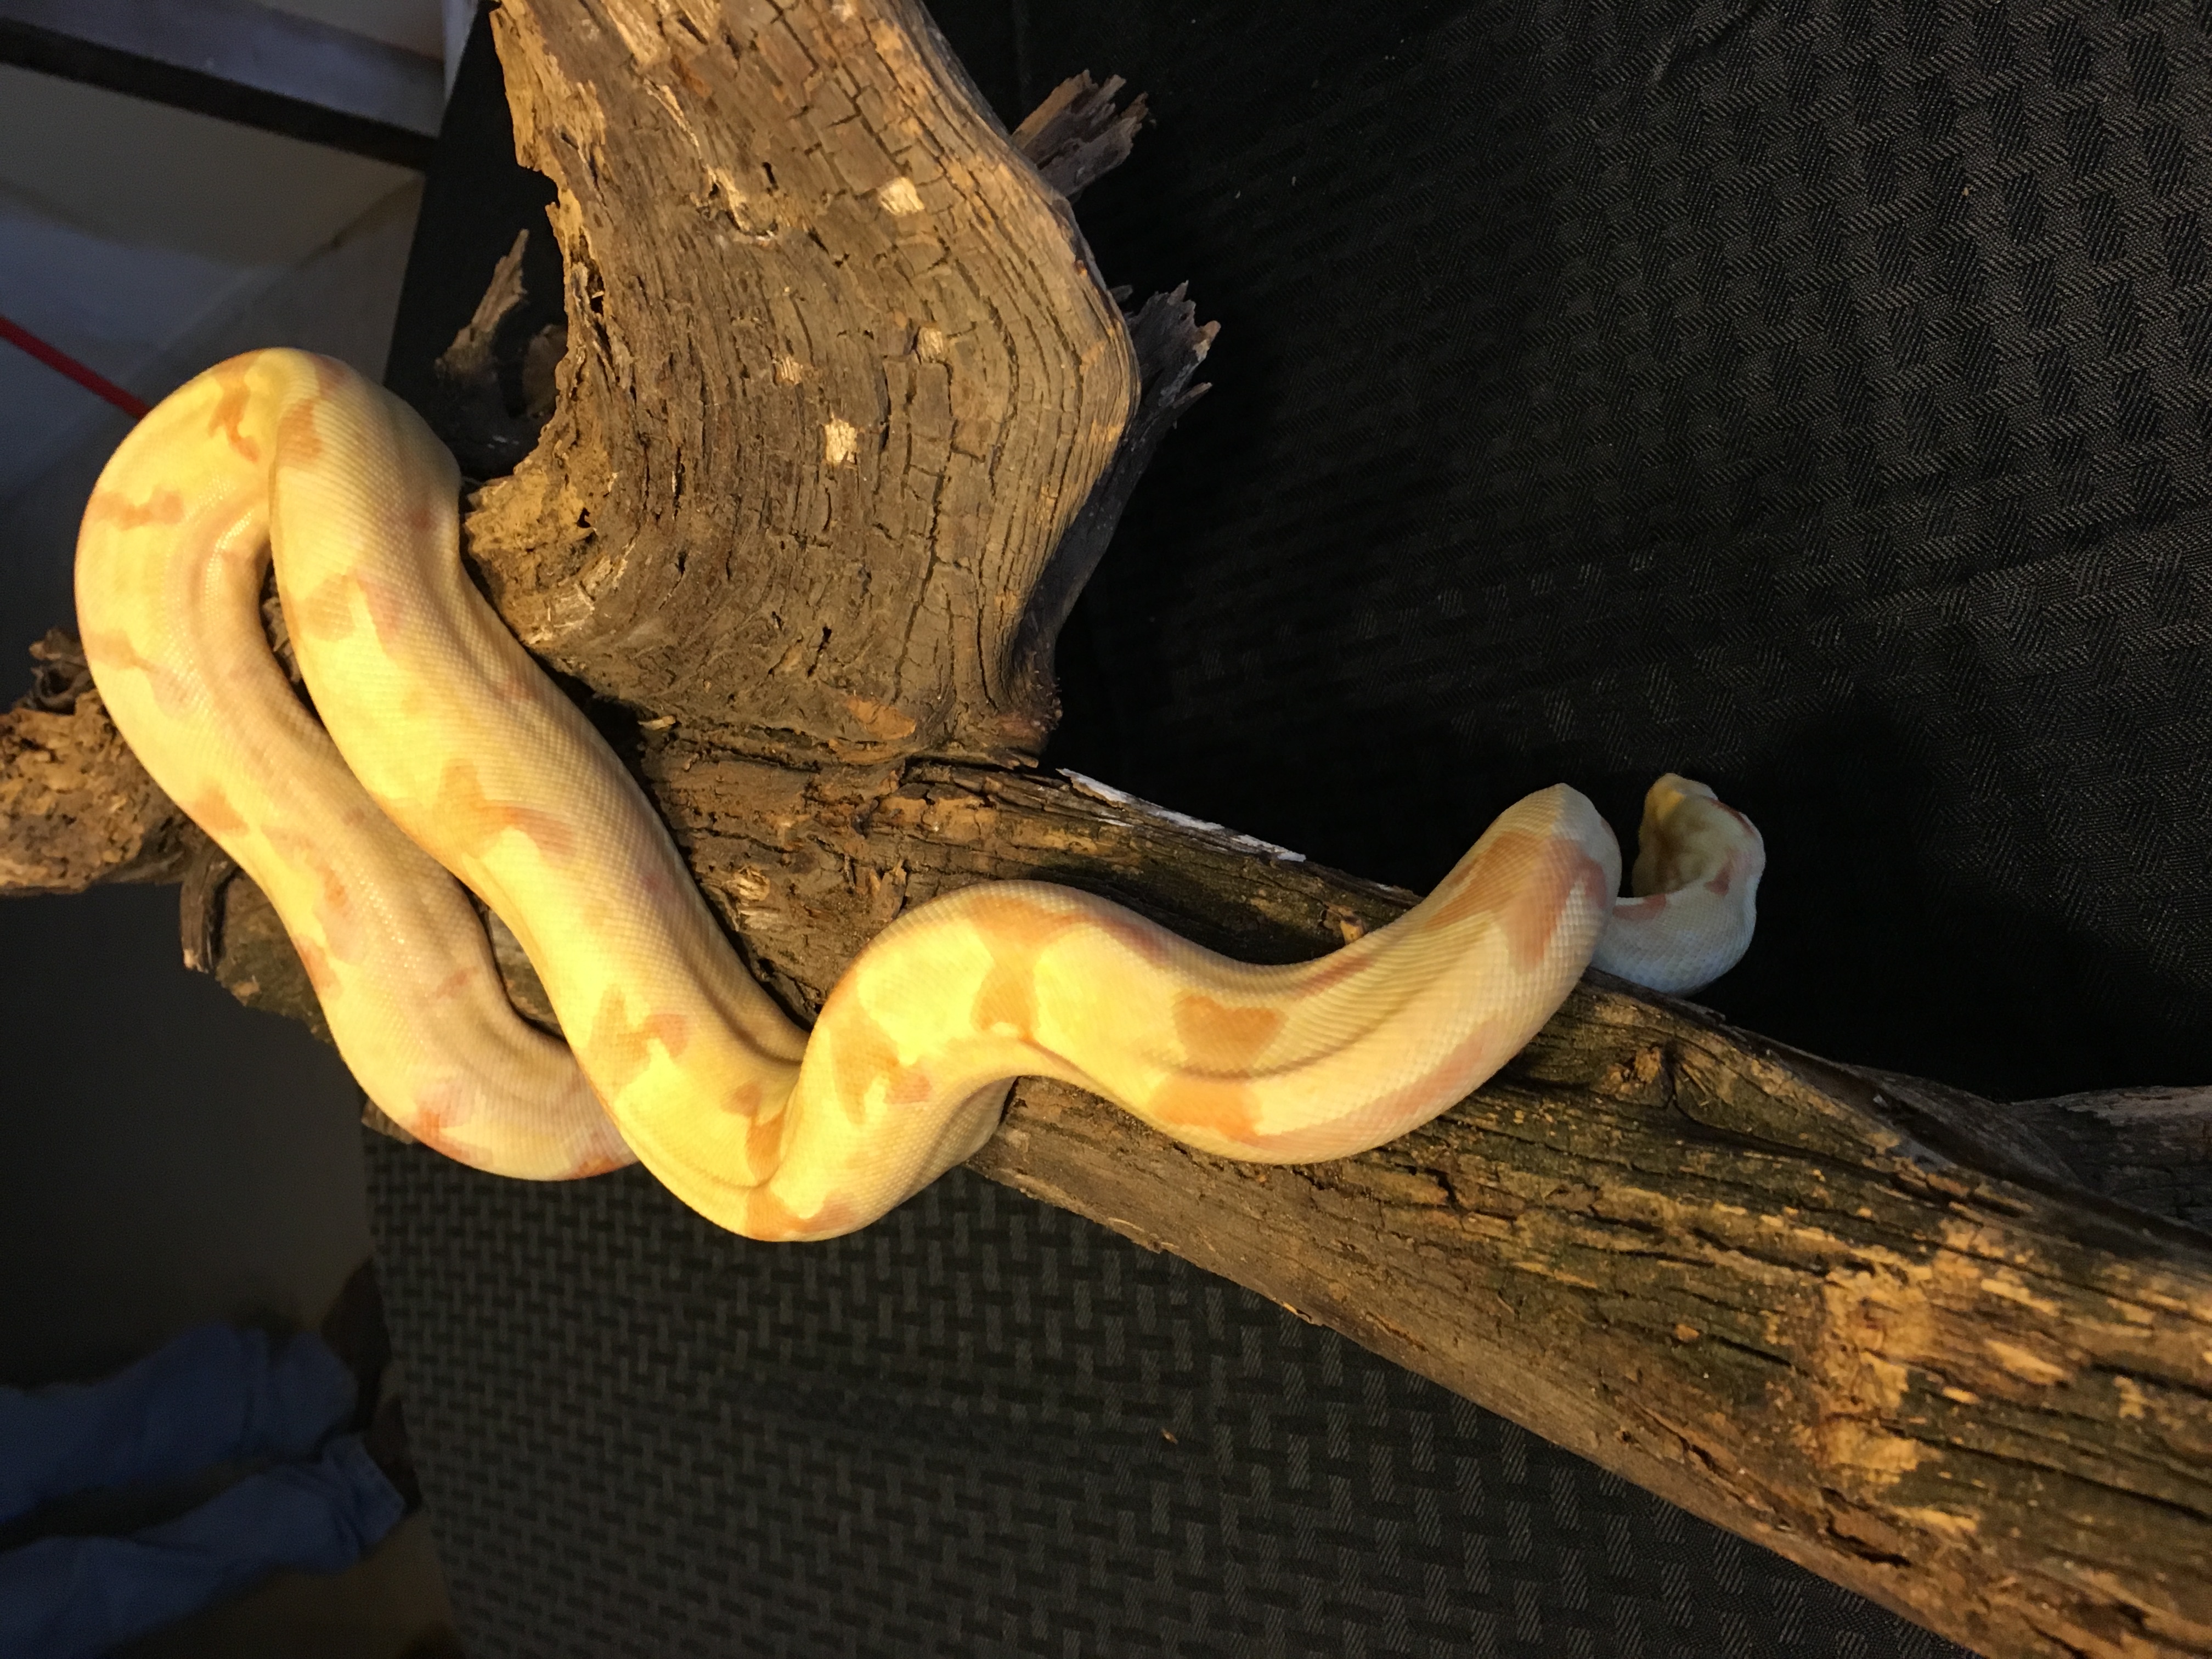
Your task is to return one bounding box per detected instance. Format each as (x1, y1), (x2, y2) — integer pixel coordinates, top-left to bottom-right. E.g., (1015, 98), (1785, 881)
(9, 2), (2208, 1655)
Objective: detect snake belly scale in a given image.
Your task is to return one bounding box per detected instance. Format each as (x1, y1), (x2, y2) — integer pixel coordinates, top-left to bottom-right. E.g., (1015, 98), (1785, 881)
(75, 351), (1765, 1241)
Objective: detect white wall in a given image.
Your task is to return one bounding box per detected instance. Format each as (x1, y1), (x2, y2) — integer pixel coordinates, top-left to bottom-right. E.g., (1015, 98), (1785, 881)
(0, 20), (433, 1383)
(258, 0), (447, 59)
(0, 173), (425, 1381)
(2, 178), (424, 664)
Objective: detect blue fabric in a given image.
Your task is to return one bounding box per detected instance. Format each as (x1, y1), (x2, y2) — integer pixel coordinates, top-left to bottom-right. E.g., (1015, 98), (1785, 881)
(0, 1324), (357, 1528)
(0, 1323), (401, 1658)
(0, 1435), (405, 1659)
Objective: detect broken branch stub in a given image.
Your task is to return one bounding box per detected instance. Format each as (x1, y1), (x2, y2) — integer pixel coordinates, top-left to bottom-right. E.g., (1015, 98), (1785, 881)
(1009, 70), (1149, 201)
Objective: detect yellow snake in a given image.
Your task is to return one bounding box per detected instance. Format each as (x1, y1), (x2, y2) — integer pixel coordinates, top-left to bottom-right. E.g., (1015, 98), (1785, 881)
(74, 351), (1764, 1241)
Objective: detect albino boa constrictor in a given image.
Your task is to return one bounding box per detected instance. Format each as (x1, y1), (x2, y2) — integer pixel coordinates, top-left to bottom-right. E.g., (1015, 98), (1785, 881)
(75, 351), (1764, 1241)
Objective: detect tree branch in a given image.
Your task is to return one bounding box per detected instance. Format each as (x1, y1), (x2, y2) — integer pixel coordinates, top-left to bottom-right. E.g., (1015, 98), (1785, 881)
(1008, 69), (1147, 201)
(2010, 1087), (2212, 1238)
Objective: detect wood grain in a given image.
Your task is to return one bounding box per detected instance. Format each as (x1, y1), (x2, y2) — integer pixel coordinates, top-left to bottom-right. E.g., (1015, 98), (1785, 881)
(459, 0), (1136, 765)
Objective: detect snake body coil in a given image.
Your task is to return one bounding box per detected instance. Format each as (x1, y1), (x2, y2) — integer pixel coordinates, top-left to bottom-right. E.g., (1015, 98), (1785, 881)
(76, 352), (1764, 1240)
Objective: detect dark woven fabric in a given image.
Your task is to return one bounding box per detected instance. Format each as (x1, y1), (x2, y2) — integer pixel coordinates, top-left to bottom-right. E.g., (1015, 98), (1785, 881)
(1027, 0), (2212, 1102)
(366, 1144), (1964, 1658)
(363, 0), (2212, 1651)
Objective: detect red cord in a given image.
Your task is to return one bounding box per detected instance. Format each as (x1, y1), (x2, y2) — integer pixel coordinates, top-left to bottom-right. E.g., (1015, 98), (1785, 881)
(0, 313), (150, 420)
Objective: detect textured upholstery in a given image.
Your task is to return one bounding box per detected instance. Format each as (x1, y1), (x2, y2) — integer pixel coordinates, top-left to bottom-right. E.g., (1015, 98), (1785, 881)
(367, 1150), (1967, 1657)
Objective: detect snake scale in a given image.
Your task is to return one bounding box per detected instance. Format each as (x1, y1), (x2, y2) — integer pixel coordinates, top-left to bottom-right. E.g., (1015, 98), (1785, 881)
(75, 350), (1764, 1241)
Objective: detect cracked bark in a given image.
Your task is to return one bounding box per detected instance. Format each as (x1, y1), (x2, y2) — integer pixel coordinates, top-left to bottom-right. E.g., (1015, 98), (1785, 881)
(453, 0), (1139, 765)
(7, 2), (2207, 1654)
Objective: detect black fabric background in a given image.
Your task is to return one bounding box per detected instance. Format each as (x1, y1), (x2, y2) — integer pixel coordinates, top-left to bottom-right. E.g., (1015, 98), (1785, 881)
(365, 1151), (1967, 1658)
(369, 1), (2212, 1651)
